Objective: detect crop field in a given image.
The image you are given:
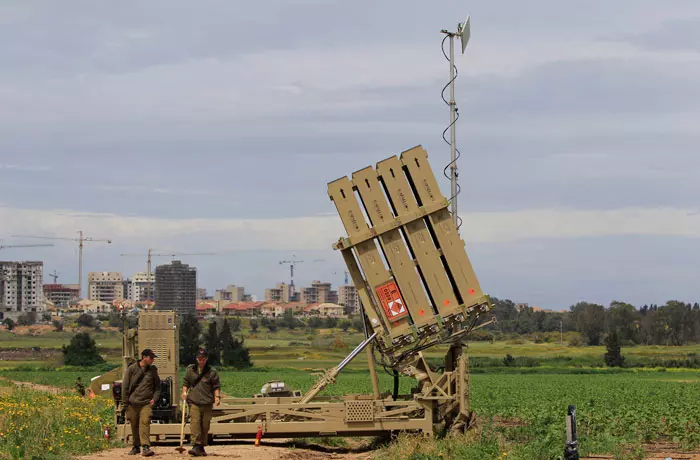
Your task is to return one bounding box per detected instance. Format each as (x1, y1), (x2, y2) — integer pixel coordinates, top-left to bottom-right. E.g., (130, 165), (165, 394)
(1, 366), (698, 459)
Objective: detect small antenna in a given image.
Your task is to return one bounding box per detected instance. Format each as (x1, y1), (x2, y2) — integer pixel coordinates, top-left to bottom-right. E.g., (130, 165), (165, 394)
(440, 14), (471, 230)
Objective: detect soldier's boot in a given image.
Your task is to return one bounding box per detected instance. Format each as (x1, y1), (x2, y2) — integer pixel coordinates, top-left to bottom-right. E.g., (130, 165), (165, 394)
(188, 444), (205, 456)
(141, 445), (154, 457)
(127, 446), (140, 455)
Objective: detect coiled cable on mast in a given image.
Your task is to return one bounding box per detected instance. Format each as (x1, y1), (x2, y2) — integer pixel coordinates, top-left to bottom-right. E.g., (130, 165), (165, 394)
(440, 34), (463, 230)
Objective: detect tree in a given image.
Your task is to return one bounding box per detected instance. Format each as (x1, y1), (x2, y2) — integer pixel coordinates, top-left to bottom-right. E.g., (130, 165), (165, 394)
(42, 313), (52, 322)
(180, 313), (203, 366)
(351, 317), (365, 332)
(307, 317), (323, 329)
(570, 302), (606, 345)
(339, 320), (351, 332)
(17, 313), (37, 326)
(62, 332), (105, 366)
(607, 301), (641, 344)
(2, 318), (16, 331)
(204, 321), (221, 366)
(265, 318), (278, 332)
(323, 317), (338, 329)
(52, 319), (64, 332)
(604, 330), (625, 367)
(220, 318), (253, 369)
(280, 308), (300, 330)
(227, 317), (241, 332)
(249, 318), (259, 333)
(77, 313), (95, 328)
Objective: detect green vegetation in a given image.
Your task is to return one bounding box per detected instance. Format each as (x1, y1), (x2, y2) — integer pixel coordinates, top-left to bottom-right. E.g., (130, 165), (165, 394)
(62, 332), (105, 366)
(0, 382), (115, 460)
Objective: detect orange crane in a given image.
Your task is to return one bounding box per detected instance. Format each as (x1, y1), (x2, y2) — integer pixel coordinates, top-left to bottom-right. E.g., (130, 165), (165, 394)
(11, 231), (111, 298)
(119, 249), (216, 301)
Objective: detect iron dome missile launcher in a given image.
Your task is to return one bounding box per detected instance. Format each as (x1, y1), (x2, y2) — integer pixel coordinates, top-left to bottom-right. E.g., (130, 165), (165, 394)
(91, 145), (492, 444)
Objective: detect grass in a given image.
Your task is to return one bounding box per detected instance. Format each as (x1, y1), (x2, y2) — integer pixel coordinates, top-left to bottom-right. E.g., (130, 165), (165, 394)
(0, 365), (698, 459)
(0, 382), (116, 460)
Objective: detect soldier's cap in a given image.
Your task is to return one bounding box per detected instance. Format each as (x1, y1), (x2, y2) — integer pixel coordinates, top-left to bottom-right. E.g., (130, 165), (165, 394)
(141, 348), (157, 358)
(196, 348), (208, 358)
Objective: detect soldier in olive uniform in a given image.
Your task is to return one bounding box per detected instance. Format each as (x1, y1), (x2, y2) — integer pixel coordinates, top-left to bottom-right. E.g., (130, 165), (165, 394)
(122, 348), (161, 457)
(181, 348), (221, 456)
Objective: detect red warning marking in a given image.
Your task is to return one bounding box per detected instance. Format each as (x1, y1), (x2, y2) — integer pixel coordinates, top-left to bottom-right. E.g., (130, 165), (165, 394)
(468, 288), (475, 294)
(443, 299), (450, 306)
(376, 280), (408, 322)
(419, 309), (425, 316)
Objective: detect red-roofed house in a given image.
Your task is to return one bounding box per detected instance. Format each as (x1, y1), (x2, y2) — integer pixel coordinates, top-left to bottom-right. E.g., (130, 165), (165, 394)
(196, 302), (217, 317)
(220, 301), (264, 317)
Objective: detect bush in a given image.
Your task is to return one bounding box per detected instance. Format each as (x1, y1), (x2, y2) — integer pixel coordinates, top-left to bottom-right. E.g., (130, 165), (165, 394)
(76, 313), (94, 328)
(17, 313), (37, 326)
(2, 317), (16, 331)
(52, 320), (64, 332)
(568, 334), (585, 347)
(61, 332), (105, 366)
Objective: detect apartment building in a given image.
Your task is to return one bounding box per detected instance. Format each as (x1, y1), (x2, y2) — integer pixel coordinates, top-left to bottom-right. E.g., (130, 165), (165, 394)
(87, 272), (124, 303)
(0, 261), (44, 320)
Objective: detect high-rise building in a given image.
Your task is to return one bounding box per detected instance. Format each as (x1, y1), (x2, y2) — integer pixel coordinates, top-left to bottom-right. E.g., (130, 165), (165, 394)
(87, 272), (124, 303)
(338, 284), (359, 315)
(43, 284), (80, 308)
(0, 261), (44, 320)
(128, 271), (156, 302)
(197, 288), (207, 300)
(155, 260), (197, 315)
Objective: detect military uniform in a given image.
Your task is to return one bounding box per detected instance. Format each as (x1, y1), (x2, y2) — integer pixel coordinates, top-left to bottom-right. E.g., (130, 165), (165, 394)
(182, 349), (221, 456)
(122, 349), (161, 456)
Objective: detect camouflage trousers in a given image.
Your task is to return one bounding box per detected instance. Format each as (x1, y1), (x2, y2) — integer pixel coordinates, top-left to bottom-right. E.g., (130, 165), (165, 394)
(125, 404), (152, 447)
(189, 404), (213, 446)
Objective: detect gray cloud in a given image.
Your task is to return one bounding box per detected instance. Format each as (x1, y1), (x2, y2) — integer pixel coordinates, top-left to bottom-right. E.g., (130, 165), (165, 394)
(1, 1), (699, 306)
(621, 17), (700, 53)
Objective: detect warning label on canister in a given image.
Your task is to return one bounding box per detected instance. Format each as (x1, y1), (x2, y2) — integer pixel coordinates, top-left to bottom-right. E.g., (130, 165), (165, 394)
(375, 280), (408, 322)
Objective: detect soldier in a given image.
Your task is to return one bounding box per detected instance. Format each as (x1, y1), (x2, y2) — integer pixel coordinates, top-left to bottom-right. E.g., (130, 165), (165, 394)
(181, 348), (221, 457)
(122, 348), (161, 457)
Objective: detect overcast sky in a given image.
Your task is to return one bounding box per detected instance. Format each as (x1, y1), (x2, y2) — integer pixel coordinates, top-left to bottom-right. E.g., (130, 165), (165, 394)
(1, 1), (699, 310)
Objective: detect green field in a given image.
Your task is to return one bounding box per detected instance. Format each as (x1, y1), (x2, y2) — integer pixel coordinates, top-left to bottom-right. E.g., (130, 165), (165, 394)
(2, 328), (699, 371)
(2, 327), (700, 458)
(1, 367), (698, 459)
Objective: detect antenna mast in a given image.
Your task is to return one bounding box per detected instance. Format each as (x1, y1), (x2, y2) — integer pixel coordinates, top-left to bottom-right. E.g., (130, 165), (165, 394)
(441, 15), (470, 229)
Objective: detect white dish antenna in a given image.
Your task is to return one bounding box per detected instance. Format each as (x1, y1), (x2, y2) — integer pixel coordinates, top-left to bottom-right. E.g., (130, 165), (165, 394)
(459, 15), (471, 54)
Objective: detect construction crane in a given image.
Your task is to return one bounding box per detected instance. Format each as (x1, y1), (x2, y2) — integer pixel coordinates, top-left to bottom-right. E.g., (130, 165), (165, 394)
(48, 270), (60, 284)
(11, 231), (112, 299)
(0, 242), (54, 253)
(278, 254), (325, 288)
(119, 249), (216, 301)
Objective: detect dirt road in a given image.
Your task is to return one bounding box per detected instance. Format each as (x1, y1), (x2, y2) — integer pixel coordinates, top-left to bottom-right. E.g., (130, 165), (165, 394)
(74, 440), (375, 460)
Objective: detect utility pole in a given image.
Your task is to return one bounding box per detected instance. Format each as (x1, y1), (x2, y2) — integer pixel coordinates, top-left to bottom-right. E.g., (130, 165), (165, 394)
(12, 231), (111, 299)
(440, 16), (470, 227)
(560, 319), (563, 345)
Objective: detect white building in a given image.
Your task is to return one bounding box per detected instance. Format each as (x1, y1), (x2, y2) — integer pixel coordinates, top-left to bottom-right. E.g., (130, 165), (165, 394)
(0, 261), (44, 320)
(128, 271), (156, 302)
(87, 272), (124, 303)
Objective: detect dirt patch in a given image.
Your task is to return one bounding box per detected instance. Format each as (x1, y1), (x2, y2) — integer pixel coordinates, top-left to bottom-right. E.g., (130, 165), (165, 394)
(0, 347), (62, 361)
(583, 442), (700, 460)
(74, 440), (374, 460)
(491, 416), (527, 428)
(0, 376), (66, 394)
